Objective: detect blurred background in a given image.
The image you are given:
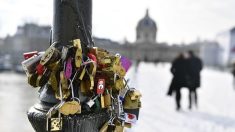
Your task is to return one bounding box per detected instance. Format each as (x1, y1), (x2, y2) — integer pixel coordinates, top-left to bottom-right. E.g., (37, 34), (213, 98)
(1, 0), (235, 132)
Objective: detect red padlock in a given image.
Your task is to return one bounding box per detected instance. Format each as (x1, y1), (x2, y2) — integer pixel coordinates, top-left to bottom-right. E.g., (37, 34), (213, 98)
(88, 53), (97, 63)
(97, 79), (105, 94)
(36, 64), (45, 75)
(23, 51), (38, 60)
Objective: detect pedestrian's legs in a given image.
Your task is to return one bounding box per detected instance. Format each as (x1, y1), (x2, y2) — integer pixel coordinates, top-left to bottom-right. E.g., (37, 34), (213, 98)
(188, 90), (192, 109)
(175, 89), (181, 111)
(194, 89), (198, 108)
(189, 88), (198, 109)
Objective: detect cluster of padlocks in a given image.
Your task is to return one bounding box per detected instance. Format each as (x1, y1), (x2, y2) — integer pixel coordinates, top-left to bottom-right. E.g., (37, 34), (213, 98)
(22, 39), (142, 132)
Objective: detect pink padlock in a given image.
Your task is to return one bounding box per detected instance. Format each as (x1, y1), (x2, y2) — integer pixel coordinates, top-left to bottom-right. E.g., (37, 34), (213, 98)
(65, 57), (73, 79)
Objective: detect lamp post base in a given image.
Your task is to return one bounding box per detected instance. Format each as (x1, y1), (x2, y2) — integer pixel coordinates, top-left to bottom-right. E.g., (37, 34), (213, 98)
(27, 102), (109, 132)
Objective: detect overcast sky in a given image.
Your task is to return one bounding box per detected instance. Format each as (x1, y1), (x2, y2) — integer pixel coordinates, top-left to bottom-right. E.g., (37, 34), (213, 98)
(0, 0), (235, 44)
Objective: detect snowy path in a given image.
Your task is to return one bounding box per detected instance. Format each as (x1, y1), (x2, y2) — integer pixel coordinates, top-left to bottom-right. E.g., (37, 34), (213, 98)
(126, 63), (235, 132)
(1, 63), (235, 132)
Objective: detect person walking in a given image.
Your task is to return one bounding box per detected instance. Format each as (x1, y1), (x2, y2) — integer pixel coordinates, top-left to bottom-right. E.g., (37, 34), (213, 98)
(186, 50), (203, 109)
(167, 53), (188, 111)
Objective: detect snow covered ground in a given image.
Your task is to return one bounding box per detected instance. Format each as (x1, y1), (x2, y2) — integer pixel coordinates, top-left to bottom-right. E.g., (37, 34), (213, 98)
(1, 62), (235, 132)
(126, 63), (235, 132)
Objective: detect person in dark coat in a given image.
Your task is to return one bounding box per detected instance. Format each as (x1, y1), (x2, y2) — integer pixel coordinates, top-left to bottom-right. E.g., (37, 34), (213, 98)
(167, 53), (188, 111)
(186, 50), (203, 109)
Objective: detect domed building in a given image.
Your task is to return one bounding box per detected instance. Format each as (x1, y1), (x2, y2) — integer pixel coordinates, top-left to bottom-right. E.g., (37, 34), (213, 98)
(96, 9), (200, 63)
(136, 9), (157, 44)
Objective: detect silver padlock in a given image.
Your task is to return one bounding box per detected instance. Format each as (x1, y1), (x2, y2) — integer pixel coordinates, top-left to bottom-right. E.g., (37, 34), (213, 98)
(86, 95), (98, 108)
(21, 52), (44, 75)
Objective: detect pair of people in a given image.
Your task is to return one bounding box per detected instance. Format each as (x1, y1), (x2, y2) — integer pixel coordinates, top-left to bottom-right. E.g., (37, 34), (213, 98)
(167, 51), (203, 111)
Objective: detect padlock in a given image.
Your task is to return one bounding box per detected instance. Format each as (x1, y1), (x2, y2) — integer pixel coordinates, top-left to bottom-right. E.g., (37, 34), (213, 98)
(114, 95), (124, 118)
(115, 79), (124, 91)
(22, 53), (44, 75)
(123, 93), (141, 109)
(60, 71), (68, 90)
(107, 125), (116, 132)
(104, 91), (111, 108)
(88, 53), (97, 63)
(49, 72), (58, 92)
(80, 80), (88, 94)
(61, 46), (69, 62)
(97, 79), (105, 95)
(46, 108), (63, 132)
(89, 47), (98, 56)
(119, 87), (128, 101)
(94, 97), (101, 110)
(89, 61), (97, 76)
(55, 89), (71, 100)
(79, 67), (86, 80)
(23, 51), (38, 60)
(86, 99), (95, 108)
(120, 56), (132, 72)
(47, 61), (61, 71)
(89, 74), (94, 90)
(114, 125), (124, 132)
(86, 95), (98, 108)
(36, 69), (51, 87)
(73, 39), (83, 69)
(36, 63), (45, 75)
(73, 39), (82, 48)
(40, 45), (60, 66)
(99, 122), (109, 132)
(28, 73), (38, 88)
(123, 90), (141, 119)
(59, 100), (81, 115)
(129, 90), (142, 101)
(64, 57), (73, 79)
(118, 66), (126, 78)
(100, 94), (105, 109)
(124, 123), (132, 128)
(124, 113), (137, 124)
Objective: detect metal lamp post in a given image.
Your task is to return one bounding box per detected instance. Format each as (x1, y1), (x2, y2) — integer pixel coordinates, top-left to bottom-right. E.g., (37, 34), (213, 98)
(27, 0), (109, 131)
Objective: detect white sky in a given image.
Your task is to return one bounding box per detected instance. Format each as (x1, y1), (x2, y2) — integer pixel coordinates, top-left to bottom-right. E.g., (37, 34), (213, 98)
(0, 0), (235, 44)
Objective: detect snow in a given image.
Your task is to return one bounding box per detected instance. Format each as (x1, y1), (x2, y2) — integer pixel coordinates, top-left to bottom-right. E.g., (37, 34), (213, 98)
(125, 62), (235, 132)
(1, 62), (235, 132)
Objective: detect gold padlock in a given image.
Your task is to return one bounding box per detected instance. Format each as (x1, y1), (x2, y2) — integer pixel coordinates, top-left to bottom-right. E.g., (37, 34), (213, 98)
(50, 118), (62, 131)
(104, 93), (111, 108)
(130, 90), (142, 101)
(59, 100), (81, 115)
(55, 89), (70, 100)
(100, 94), (105, 108)
(89, 62), (97, 76)
(36, 70), (51, 87)
(114, 125), (124, 132)
(79, 67), (86, 80)
(80, 80), (88, 94)
(60, 71), (68, 90)
(73, 39), (83, 69)
(89, 74), (94, 90)
(47, 61), (61, 71)
(40, 46), (60, 66)
(73, 39), (82, 49)
(123, 92), (141, 109)
(28, 73), (38, 88)
(46, 108), (63, 132)
(115, 79), (124, 91)
(99, 122), (109, 132)
(124, 123), (132, 128)
(49, 72), (58, 92)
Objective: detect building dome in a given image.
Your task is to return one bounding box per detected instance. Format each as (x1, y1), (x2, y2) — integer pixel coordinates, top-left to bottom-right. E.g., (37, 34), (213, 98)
(137, 10), (157, 30)
(136, 9), (157, 43)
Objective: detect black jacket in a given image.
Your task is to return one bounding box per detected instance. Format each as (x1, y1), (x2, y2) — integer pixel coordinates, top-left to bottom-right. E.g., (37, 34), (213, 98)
(187, 56), (203, 89)
(168, 57), (188, 95)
